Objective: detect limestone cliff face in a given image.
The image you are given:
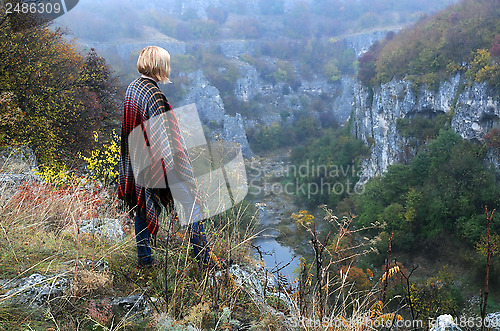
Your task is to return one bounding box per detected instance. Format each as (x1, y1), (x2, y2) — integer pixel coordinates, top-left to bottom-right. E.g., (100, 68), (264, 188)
(183, 70), (226, 125)
(351, 74), (500, 185)
(344, 28), (399, 57)
(169, 31), (389, 159)
(180, 70), (254, 158)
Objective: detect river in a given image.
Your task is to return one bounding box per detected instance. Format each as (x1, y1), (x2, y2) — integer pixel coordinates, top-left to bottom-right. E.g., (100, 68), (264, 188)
(247, 151), (301, 282)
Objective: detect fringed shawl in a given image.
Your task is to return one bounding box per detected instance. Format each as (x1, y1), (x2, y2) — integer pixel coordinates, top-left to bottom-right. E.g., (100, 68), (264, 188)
(118, 77), (200, 235)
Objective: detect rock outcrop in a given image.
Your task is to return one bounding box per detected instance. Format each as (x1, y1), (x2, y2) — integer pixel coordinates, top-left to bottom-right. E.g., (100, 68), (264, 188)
(430, 315), (463, 331)
(0, 147), (41, 198)
(1, 273), (70, 308)
(80, 218), (126, 242)
(351, 74), (500, 185)
(182, 70), (226, 125)
(92, 25), (393, 161)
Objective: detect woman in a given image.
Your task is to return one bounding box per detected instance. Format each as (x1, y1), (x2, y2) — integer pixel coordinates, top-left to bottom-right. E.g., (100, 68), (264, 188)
(118, 46), (209, 267)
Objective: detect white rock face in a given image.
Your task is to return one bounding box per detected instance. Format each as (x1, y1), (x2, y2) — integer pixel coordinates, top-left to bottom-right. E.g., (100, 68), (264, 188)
(351, 74), (500, 185)
(430, 315), (462, 331)
(2, 273), (70, 307)
(235, 63), (261, 102)
(80, 218), (125, 241)
(183, 70), (227, 126)
(344, 28), (400, 57)
(223, 113), (254, 158)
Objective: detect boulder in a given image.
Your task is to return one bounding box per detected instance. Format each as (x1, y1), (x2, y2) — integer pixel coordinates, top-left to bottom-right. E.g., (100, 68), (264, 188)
(430, 315), (462, 331)
(1, 273), (70, 307)
(80, 218), (125, 241)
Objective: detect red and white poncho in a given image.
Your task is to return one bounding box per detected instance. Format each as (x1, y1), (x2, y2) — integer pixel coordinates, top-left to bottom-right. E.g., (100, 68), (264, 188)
(118, 77), (200, 235)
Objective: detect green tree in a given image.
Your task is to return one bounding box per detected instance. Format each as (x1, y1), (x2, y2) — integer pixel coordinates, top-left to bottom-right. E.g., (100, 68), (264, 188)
(357, 129), (500, 249)
(0, 9), (119, 166)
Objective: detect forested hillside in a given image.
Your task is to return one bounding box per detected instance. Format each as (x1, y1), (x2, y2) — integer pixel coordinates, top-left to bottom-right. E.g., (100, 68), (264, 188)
(358, 0), (500, 89)
(57, 0), (457, 42)
(277, 0), (500, 322)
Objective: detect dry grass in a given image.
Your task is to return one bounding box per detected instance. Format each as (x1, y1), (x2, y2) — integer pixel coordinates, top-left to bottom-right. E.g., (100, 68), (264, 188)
(73, 270), (114, 298)
(0, 181), (132, 277)
(0, 179), (397, 330)
(0, 180), (137, 329)
(0, 179), (268, 330)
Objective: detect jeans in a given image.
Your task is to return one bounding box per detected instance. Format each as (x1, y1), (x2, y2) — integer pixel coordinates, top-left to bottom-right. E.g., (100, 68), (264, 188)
(135, 207), (152, 265)
(169, 179), (210, 263)
(134, 180), (210, 265)
(188, 220), (210, 264)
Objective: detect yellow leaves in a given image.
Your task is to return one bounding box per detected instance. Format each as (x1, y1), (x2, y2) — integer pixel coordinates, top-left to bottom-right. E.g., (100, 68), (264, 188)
(369, 301), (383, 319)
(358, 301), (403, 330)
(82, 130), (120, 184)
(476, 64), (500, 82)
(466, 48), (500, 83)
(227, 272), (238, 291)
(291, 210), (315, 226)
(0, 92), (23, 126)
(475, 233), (500, 256)
(35, 162), (78, 186)
(380, 265), (400, 283)
(209, 251), (221, 268)
(319, 302), (404, 331)
(1, 20), (118, 167)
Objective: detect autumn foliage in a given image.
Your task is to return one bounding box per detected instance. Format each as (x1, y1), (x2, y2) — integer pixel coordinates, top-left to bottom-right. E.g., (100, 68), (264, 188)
(0, 4), (120, 167)
(358, 0), (500, 89)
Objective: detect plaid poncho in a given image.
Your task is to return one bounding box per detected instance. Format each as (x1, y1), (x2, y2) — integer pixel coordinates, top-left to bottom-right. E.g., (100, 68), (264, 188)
(118, 77), (200, 236)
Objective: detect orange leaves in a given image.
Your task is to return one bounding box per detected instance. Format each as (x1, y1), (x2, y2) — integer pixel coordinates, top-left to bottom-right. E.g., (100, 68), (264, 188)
(291, 210), (315, 227)
(209, 251), (222, 269)
(175, 231), (186, 240)
(339, 266), (371, 291)
(380, 265), (400, 284)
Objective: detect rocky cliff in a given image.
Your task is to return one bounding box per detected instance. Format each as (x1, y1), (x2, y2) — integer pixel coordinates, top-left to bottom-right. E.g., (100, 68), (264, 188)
(351, 74), (500, 185)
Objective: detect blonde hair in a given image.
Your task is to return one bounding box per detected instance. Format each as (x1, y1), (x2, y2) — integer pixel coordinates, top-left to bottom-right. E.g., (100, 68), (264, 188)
(137, 46), (172, 83)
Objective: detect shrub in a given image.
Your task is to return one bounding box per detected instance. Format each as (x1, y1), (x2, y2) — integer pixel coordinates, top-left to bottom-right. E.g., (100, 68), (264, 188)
(81, 130), (120, 186)
(485, 127), (500, 151)
(357, 129), (500, 249)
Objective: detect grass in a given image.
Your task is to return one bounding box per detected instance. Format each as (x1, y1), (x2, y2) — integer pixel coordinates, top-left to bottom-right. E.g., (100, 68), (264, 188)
(0, 175), (457, 330)
(0, 179), (268, 330)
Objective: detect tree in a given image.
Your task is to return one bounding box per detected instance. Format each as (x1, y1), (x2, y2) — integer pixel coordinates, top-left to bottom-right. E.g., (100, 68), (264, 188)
(0, 7), (120, 165)
(490, 35), (500, 58)
(231, 18), (261, 39)
(357, 129), (500, 250)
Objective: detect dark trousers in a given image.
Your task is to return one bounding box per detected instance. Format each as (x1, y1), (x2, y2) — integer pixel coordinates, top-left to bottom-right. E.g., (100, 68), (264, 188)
(134, 207), (210, 265)
(135, 207), (152, 265)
